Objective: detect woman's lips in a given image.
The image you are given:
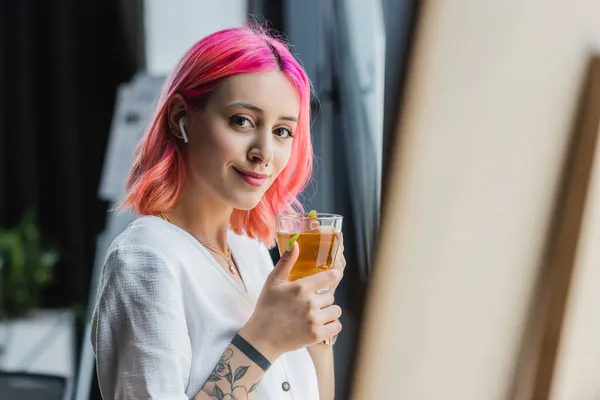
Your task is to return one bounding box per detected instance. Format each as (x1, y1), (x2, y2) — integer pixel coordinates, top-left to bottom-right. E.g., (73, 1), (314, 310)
(234, 168), (268, 187)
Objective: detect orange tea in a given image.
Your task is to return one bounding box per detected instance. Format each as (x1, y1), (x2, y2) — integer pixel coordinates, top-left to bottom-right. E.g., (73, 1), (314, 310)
(276, 231), (341, 281)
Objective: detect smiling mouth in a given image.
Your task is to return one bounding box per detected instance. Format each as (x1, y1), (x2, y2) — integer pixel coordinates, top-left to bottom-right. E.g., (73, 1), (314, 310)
(233, 168), (269, 187)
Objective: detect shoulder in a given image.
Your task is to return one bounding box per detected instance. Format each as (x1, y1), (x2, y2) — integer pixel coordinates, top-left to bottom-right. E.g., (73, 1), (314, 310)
(109, 215), (180, 252)
(100, 244), (178, 290)
(96, 239), (185, 314)
(101, 216), (185, 282)
(106, 215), (204, 267)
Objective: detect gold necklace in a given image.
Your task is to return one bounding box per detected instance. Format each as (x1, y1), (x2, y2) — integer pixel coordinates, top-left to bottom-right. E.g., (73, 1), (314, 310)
(197, 240), (237, 275)
(158, 212), (238, 275)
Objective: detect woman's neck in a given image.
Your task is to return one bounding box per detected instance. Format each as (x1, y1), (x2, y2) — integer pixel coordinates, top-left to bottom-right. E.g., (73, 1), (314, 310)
(169, 180), (233, 252)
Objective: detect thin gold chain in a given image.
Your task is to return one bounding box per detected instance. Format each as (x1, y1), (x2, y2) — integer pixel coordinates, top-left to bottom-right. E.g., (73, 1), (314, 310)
(158, 212), (238, 275)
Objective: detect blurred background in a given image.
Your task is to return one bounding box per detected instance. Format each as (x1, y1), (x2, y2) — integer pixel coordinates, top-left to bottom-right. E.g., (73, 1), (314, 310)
(0, 0), (415, 399)
(4, 1), (600, 400)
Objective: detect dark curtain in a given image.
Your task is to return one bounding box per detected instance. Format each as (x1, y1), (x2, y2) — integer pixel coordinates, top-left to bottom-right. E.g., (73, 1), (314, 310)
(0, 0), (137, 362)
(248, 0), (284, 32)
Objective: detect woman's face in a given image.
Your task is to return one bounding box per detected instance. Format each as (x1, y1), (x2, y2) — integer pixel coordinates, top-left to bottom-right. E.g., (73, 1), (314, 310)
(176, 71), (300, 210)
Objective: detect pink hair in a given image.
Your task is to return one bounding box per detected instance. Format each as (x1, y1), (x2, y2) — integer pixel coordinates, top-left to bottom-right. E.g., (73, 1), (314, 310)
(123, 25), (313, 248)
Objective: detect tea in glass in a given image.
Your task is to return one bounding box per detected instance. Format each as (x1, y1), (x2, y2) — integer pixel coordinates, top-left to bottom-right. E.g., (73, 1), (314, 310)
(275, 213), (343, 281)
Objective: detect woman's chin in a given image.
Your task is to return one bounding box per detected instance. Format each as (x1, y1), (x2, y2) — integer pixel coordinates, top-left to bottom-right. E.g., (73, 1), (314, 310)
(231, 196), (263, 211)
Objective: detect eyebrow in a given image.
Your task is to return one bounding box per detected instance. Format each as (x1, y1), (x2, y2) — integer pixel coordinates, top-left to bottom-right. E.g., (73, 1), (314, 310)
(228, 102), (298, 122)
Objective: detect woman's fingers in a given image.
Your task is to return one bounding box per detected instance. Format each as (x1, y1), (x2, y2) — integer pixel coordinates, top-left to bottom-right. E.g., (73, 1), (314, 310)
(334, 233), (346, 272)
(312, 291), (335, 309)
(335, 254), (346, 270)
(299, 268), (342, 292)
(315, 305), (342, 324)
(315, 319), (343, 341)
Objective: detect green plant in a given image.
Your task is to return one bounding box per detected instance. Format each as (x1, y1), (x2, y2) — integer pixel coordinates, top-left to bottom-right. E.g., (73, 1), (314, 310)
(0, 211), (59, 319)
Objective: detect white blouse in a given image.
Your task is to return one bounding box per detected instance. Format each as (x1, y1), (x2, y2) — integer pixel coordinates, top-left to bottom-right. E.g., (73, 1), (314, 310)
(91, 216), (319, 400)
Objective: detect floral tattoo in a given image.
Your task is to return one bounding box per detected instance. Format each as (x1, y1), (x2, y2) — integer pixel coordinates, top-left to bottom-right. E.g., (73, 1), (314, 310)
(205, 348), (261, 400)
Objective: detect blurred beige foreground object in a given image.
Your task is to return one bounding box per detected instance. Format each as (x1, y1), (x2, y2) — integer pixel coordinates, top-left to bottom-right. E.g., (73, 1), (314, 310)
(509, 57), (600, 400)
(351, 1), (600, 399)
(549, 61), (600, 399)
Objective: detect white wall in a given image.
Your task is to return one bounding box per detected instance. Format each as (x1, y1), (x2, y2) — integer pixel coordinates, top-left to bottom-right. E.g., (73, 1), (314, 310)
(144, 0), (247, 76)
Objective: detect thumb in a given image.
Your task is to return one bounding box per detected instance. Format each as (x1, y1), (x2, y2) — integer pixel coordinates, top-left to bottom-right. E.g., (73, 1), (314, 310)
(268, 241), (299, 284)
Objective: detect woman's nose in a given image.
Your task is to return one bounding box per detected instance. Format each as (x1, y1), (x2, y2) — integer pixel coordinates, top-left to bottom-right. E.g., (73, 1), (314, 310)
(248, 129), (274, 165)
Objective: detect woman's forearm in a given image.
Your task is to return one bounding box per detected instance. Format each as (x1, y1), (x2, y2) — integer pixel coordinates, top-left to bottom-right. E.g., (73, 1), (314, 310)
(195, 332), (277, 400)
(307, 344), (335, 400)
(195, 343), (264, 400)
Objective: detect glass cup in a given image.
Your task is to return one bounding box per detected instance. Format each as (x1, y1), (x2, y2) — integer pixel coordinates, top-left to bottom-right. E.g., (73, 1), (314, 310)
(275, 213), (343, 281)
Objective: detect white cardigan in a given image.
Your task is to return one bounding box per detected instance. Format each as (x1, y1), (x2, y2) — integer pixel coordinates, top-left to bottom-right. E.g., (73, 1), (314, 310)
(91, 216), (319, 400)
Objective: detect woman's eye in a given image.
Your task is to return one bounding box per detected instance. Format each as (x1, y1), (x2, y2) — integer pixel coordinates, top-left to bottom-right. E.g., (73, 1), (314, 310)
(274, 127), (294, 138)
(230, 116), (253, 128)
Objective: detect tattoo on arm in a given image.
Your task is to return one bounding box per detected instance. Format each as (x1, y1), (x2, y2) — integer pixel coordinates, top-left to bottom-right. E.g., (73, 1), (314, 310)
(203, 348), (262, 400)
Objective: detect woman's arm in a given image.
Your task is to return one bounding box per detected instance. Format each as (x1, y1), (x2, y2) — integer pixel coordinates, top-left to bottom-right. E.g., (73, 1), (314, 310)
(198, 242), (342, 400)
(307, 343), (335, 400)
(195, 330), (277, 400)
(195, 343), (265, 399)
(306, 233), (345, 400)
(92, 246), (194, 399)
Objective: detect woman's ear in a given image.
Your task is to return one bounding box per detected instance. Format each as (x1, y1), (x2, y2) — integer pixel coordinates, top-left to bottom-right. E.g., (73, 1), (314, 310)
(167, 94), (188, 133)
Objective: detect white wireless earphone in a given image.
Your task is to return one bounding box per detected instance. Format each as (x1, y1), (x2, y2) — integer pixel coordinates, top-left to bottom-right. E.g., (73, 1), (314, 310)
(178, 117), (189, 143)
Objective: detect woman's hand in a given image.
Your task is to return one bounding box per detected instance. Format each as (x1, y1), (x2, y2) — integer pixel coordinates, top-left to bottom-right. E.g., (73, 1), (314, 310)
(238, 242), (343, 362)
(330, 233), (346, 293)
(308, 233), (345, 348)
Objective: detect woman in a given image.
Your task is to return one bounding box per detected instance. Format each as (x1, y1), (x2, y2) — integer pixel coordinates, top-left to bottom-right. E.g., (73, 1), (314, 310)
(91, 25), (346, 400)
